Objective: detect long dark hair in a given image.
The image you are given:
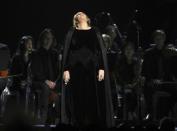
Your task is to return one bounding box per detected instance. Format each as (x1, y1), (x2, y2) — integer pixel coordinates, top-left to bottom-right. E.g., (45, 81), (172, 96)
(16, 35), (33, 55)
(37, 28), (57, 49)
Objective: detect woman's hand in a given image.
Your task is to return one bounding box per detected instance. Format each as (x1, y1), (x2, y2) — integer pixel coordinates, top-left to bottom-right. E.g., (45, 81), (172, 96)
(45, 80), (56, 89)
(63, 70), (70, 84)
(98, 69), (104, 81)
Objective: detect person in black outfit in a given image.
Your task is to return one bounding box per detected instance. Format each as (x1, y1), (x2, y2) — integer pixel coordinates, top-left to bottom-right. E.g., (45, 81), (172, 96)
(2, 36), (35, 124)
(0, 43), (11, 119)
(61, 12), (115, 128)
(9, 36), (34, 110)
(115, 41), (142, 120)
(31, 28), (60, 124)
(142, 29), (177, 121)
(102, 25), (121, 119)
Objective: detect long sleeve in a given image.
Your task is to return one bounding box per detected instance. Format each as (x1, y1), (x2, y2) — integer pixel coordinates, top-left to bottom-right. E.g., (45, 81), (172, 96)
(10, 55), (25, 76)
(98, 48), (104, 70)
(31, 53), (47, 83)
(63, 28), (74, 71)
(63, 45), (70, 71)
(95, 30), (104, 70)
(10, 55), (27, 80)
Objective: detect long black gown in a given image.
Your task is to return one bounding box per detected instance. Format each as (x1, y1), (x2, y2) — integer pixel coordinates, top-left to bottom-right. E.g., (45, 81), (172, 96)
(61, 27), (114, 128)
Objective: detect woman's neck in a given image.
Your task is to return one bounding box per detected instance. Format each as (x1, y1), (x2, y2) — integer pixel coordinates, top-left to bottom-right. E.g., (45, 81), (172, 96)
(76, 22), (91, 30)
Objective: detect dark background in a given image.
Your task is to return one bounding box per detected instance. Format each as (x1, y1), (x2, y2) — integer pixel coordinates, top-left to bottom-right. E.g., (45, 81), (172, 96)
(0, 0), (177, 55)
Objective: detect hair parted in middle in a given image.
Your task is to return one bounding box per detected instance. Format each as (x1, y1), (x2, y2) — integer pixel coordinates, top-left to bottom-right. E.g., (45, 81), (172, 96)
(37, 28), (57, 49)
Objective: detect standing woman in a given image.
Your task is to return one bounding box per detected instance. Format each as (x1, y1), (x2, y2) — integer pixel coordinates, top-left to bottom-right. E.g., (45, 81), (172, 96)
(61, 12), (114, 128)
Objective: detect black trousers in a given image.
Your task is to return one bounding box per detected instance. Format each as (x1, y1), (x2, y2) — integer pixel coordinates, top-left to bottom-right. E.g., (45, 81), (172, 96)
(144, 81), (177, 120)
(33, 82), (60, 124)
(32, 83), (50, 124)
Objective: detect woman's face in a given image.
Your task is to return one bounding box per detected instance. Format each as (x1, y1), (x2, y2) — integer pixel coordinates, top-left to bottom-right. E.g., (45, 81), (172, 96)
(42, 32), (53, 50)
(75, 12), (88, 24)
(124, 45), (134, 59)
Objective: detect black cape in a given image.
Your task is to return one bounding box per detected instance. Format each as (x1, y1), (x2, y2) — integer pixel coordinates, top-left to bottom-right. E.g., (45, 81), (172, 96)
(60, 27), (115, 128)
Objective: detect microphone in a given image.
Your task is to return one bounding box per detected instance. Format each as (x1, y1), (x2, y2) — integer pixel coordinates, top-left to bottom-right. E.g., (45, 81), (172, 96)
(106, 12), (123, 40)
(112, 23), (123, 39)
(106, 12), (120, 30)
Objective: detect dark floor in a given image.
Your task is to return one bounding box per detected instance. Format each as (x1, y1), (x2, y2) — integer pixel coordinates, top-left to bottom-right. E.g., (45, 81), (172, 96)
(0, 120), (176, 131)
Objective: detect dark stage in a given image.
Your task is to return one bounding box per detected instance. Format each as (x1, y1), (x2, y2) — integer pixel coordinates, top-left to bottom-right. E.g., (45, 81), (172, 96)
(0, 0), (177, 131)
(0, 0), (177, 55)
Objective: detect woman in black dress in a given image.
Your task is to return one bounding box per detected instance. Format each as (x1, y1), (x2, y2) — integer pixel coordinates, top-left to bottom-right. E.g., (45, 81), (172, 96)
(61, 12), (114, 128)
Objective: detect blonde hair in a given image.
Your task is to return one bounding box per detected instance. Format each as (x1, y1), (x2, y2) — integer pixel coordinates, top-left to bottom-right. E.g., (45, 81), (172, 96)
(73, 12), (91, 28)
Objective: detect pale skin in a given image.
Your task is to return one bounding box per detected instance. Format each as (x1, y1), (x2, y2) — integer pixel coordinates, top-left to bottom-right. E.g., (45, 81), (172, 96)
(63, 12), (104, 84)
(63, 69), (104, 84)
